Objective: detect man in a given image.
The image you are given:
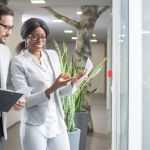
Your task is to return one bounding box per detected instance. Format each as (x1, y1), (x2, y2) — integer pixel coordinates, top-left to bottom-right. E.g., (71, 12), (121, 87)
(0, 3), (25, 149)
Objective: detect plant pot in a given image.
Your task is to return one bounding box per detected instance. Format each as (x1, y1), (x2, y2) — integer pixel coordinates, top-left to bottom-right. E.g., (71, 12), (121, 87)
(68, 128), (81, 150)
(74, 111), (89, 150)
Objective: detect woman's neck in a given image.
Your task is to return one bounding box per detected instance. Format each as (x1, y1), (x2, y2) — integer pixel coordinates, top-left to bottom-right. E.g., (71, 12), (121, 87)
(28, 49), (42, 64)
(33, 51), (41, 59)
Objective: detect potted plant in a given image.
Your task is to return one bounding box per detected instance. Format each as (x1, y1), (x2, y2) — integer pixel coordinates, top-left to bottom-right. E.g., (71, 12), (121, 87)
(73, 59), (105, 150)
(53, 40), (106, 150)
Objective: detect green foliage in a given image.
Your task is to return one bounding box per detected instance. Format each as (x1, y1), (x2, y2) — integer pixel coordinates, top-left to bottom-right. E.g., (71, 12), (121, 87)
(53, 40), (106, 132)
(61, 95), (76, 132)
(73, 58), (106, 112)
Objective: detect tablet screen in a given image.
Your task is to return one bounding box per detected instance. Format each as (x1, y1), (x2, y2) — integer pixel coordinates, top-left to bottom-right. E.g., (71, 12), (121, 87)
(0, 90), (23, 112)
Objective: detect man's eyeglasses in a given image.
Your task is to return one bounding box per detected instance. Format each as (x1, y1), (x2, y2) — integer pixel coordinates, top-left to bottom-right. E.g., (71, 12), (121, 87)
(0, 23), (14, 31)
(28, 34), (47, 42)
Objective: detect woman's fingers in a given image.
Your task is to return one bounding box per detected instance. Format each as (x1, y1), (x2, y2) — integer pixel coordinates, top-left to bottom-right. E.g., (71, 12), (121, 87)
(71, 70), (87, 85)
(60, 73), (71, 80)
(54, 73), (73, 89)
(75, 70), (86, 79)
(59, 73), (72, 82)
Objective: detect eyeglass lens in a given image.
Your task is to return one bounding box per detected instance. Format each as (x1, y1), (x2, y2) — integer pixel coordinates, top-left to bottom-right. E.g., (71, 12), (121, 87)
(29, 34), (46, 41)
(0, 23), (14, 30)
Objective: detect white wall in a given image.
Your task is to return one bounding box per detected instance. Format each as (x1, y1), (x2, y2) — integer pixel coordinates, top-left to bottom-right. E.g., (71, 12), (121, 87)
(6, 111), (21, 128)
(6, 13), (22, 54)
(91, 43), (106, 93)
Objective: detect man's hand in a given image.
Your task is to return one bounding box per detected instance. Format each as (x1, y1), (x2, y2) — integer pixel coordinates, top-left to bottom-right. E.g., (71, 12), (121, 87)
(13, 99), (26, 111)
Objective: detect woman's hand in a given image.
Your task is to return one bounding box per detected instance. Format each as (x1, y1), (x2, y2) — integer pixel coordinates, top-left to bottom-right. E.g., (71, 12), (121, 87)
(53, 73), (72, 89)
(13, 99), (26, 111)
(71, 70), (86, 85)
(45, 73), (72, 97)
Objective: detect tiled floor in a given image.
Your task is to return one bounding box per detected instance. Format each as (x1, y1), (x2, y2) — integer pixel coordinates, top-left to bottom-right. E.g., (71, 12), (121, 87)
(4, 93), (111, 150)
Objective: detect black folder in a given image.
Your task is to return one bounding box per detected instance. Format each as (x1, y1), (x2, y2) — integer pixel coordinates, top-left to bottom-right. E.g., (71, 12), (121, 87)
(0, 89), (23, 112)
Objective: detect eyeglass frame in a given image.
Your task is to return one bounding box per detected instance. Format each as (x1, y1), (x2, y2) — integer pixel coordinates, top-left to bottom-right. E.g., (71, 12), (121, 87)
(28, 34), (47, 42)
(0, 23), (14, 31)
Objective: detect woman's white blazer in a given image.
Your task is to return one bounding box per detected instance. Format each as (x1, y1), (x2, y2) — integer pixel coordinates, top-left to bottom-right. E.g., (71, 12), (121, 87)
(10, 50), (72, 125)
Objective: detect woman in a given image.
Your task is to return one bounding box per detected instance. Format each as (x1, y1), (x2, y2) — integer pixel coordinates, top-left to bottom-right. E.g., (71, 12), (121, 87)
(10, 18), (84, 150)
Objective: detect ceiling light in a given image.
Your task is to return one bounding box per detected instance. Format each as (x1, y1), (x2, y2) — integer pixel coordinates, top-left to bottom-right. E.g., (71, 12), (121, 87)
(118, 34), (125, 37)
(64, 30), (73, 33)
(71, 37), (78, 40)
(52, 19), (63, 23)
(91, 39), (97, 43)
(30, 0), (46, 4)
(76, 11), (82, 15)
(92, 34), (96, 37)
(142, 30), (150, 34)
(118, 39), (124, 43)
(122, 25), (126, 29)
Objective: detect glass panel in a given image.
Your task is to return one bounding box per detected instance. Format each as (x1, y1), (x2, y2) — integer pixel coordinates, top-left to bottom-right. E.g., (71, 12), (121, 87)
(112, 0), (129, 149)
(142, 0), (150, 150)
(120, 0), (129, 150)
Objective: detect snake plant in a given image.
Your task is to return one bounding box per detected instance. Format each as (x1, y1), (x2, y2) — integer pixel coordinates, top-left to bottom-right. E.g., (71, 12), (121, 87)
(53, 40), (106, 132)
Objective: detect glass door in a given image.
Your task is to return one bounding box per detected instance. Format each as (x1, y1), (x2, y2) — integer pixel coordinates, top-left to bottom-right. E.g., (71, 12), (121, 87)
(112, 0), (130, 149)
(142, 0), (150, 150)
(112, 0), (142, 149)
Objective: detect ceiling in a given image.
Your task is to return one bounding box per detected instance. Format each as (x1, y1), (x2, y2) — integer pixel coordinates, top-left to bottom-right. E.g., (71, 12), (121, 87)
(8, 0), (112, 42)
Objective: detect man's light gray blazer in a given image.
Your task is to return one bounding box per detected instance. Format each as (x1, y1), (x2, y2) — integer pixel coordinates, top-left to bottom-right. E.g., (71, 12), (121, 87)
(10, 50), (72, 125)
(0, 44), (12, 139)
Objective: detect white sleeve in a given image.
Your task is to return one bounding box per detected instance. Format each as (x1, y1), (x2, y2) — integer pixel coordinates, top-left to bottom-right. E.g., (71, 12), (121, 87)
(10, 58), (50, 108)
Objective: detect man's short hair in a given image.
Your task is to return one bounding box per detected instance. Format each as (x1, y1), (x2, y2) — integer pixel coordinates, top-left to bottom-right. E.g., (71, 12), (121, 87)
(0, 3), (14, 19)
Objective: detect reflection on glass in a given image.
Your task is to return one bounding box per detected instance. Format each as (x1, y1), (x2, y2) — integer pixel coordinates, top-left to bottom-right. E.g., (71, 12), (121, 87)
(142, 0), (150, 150)
(120, 0), (129, 150)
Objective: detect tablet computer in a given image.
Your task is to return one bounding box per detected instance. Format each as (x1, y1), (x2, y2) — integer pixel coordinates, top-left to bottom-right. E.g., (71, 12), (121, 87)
(0, 89), (23, 112)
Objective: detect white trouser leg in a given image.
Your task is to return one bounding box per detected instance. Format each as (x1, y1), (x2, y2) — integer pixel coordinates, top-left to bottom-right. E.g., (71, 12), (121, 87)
(20, 124), (47, 150)
(20, 123), (70, 150)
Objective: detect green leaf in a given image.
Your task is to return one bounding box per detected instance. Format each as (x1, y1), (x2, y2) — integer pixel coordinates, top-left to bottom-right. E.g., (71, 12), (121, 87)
(88, 58), (106, 80)
(87, 87), (99, 95)
(53, 39), (64, 72)
(62, 41), (68, 72)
